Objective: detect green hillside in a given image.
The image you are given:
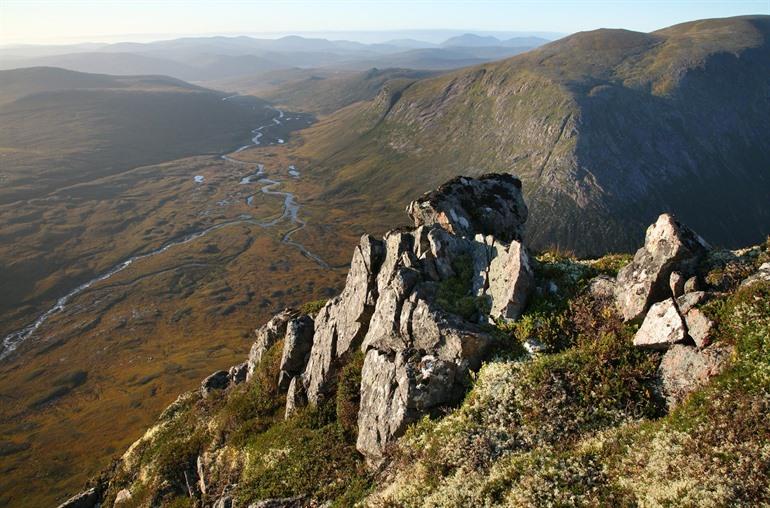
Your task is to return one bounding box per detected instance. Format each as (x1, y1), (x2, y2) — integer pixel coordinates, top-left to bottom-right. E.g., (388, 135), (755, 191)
(297, 15), (770, 255)
(0, 67), (273, 203)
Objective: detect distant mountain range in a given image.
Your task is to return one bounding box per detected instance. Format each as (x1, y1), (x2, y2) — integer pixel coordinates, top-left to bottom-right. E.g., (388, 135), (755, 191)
(0, 33), (552, 81)
(293, 15), (770, 255)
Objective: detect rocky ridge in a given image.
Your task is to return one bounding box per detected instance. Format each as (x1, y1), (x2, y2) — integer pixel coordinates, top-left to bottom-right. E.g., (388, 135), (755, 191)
(59, 174), (770, 507)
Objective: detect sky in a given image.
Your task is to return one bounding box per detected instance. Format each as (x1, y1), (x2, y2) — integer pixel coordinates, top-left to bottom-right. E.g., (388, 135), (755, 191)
(1, 0), (768, 45)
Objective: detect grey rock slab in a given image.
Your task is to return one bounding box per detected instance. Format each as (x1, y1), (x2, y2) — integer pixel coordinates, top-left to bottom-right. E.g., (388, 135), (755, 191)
(278, 315), (314, 392)
(56, 488), (99, 508)
(633, 298), (687, 349)
(302, 234), (385, 405)
(486, 240), (534, 320)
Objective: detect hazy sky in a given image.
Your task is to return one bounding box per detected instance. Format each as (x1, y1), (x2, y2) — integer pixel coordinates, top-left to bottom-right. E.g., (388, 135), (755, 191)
(2, 0), (768, 45)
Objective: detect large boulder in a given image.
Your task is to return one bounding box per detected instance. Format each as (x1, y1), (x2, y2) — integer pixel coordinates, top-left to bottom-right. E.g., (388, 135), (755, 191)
(658, 344), (732, 408)
(247, 308), (298, 381)
(616, 214), (710, 322)
(406, 174), (528, 243)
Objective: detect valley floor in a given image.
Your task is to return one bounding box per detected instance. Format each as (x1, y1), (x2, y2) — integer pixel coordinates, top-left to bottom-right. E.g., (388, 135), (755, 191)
(0, 114), (390, 506)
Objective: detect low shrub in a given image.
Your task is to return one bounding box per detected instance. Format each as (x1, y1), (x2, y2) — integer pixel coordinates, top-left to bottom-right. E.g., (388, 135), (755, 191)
(300, 299), (328, 316)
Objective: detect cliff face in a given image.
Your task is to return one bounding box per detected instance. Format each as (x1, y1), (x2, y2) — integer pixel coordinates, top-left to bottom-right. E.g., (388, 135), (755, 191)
(301, 15), (770, 255)
(60, 174), (770, 508)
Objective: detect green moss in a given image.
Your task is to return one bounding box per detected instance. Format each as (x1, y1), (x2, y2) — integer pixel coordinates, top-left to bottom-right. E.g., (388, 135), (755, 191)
(219, 340), (285, 445)
(436, 254), (488, 321)
(300, 299), (328, 316)
(591, 253), (633, 276)
(336, 350), (365, 436)
(238, 412), (369, 504)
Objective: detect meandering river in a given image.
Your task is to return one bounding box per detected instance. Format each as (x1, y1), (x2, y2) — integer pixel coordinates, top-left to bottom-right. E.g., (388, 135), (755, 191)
(0, 106), (325, 360)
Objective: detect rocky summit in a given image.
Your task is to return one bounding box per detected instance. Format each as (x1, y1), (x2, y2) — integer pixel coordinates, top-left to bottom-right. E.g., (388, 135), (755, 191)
(60, 174), (770, 508)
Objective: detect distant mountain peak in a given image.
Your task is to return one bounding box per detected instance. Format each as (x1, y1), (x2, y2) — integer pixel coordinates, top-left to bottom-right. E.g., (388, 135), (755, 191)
(441, 33), (502, 47)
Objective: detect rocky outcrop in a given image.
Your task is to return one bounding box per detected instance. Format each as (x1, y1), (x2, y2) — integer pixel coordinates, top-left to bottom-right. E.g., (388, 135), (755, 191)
(270, 174), (533, 464)
(611, 216), (742, 409)
(615, 214), (710, 322)
(247, 309), (298, 381)
(406, 174), (528, 243)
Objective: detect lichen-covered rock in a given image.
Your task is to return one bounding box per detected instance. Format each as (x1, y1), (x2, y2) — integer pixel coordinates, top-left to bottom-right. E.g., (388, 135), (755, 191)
(658, 344), (732, 408)
(278, 315), (314, 392)
(633, 298), (687, 349)
(683, 308), (714, 349)
(201, 370), (230, 398)
(247, 308), (298, 381)
(406, 174), (528, 243)
(616, 214), (711, 322)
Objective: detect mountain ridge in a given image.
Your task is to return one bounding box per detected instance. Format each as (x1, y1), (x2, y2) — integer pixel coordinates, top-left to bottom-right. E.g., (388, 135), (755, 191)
(295, 15), (770, 255)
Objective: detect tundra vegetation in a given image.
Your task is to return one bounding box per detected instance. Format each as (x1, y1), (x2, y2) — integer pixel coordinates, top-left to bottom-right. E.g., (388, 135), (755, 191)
(97, 235), (770, 507)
